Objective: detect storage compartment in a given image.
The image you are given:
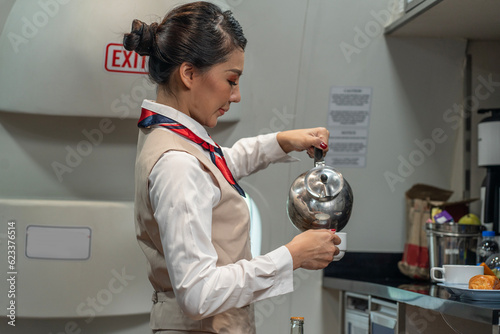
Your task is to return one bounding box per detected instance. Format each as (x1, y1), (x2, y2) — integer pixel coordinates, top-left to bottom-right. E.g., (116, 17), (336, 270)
(370, 298), (398, 334)
(0, 199), (151, 318)
(344, 292), (369, 334)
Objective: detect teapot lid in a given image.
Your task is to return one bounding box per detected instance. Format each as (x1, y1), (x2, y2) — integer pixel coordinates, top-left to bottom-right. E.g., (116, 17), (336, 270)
(304, 166), (344, 200)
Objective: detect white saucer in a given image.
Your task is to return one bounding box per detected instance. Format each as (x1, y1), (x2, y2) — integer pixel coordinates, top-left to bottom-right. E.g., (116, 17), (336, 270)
(438, 283), (500, 302)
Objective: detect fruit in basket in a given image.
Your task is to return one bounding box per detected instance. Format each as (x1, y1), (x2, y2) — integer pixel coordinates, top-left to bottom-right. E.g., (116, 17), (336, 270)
(431, 207), (442, 223)
(457, 213), (481, 225)
(493, 268), (500, 280)
(480, 262), (497, 276)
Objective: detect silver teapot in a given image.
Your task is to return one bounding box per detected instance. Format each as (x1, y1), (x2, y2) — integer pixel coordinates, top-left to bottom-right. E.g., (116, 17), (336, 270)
(287, 148), (353, 232)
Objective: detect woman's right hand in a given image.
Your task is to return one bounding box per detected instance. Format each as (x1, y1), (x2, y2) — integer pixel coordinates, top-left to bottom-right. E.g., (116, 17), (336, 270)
(285, 229), (341, 270)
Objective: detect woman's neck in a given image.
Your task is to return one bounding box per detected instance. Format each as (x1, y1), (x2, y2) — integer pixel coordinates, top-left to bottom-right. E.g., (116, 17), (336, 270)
(156, 88), (189, 116)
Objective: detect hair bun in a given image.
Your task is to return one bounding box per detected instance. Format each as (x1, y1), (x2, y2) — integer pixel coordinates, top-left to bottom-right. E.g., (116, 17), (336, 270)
(123, 19), (157, 56)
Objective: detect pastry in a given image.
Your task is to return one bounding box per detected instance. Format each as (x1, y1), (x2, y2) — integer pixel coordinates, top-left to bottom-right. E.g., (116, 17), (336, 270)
(469, 274), (500, 290)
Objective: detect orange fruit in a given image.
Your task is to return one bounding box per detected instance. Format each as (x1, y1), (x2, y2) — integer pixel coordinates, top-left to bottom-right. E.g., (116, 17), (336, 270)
(481, 262), (497, 276)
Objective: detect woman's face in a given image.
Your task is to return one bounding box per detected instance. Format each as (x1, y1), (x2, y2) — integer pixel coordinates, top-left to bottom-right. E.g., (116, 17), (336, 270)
(189, 49), (244, 128)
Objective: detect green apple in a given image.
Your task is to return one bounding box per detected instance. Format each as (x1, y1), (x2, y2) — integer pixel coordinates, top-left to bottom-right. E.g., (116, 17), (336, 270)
(458, 213), (481, 225)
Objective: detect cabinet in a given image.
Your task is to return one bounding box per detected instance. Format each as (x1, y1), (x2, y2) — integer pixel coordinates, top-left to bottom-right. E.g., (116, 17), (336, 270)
(370, 298), (398, 334)
(385, 0), (500, 40)
(344, 292), (369, 334)
(325, 277), (500, 334)
(342, 292), (400, 334)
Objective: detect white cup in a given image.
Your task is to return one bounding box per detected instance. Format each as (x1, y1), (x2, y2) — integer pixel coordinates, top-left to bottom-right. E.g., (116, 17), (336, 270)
(430, 265), (484, 284)
(333, 232), (346, 261)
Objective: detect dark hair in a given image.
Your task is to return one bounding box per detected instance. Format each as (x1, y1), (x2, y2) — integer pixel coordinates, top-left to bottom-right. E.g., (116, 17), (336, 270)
(123, 1), (246, 89)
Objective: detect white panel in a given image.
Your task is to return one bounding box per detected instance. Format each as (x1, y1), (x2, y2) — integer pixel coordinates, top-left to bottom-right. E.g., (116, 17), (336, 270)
(0, 0), (241, 121)
(0, 199), (151, 318)
(26, 225), (92, 260)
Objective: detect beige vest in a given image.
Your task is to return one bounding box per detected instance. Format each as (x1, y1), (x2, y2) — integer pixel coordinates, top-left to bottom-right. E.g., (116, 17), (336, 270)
(134, 128), (255, 333)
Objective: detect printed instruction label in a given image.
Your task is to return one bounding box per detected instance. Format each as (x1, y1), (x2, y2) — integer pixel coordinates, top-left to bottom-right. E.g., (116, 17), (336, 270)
(326, 86), (372, 168)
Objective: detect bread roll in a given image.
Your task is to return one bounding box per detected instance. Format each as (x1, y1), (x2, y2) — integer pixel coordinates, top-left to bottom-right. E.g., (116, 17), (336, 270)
(469, 274), (500, 290)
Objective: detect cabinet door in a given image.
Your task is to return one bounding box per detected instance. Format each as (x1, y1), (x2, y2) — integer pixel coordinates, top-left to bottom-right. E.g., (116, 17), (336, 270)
(345, 312), (369, 334)
(344, 292), (369, 334)
(370, 298), (398, 334)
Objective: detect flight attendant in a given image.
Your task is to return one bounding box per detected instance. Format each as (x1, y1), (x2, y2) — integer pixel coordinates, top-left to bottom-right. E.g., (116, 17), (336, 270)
(125, 2), (340, 333)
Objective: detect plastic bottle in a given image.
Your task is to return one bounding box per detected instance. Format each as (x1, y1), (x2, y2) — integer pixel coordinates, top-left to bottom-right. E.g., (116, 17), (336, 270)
(290, 317), (304, 334)
(477, 231), (499, 264)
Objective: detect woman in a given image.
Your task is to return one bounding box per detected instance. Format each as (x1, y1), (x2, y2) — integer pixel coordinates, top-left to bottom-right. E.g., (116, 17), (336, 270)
(125, 2), (341, 333)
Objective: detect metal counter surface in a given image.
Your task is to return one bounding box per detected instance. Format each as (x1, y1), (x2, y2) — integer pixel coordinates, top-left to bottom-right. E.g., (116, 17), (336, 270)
(323, 276), (500, 325)
(323, 252), (500, 326)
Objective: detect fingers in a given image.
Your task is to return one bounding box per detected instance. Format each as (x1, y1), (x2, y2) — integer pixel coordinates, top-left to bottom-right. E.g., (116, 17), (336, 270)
(286, 228), (342, 270)
(277, 127), (330, 155)
(332, 234), (341, 246)
(330, 231), (342, 257)
(307, 229), (340, 268)
(311, 127), (329, 148)
(307, 127), (329, 158)
(334, 247), (340, 257)
(321, 229), (341, 257)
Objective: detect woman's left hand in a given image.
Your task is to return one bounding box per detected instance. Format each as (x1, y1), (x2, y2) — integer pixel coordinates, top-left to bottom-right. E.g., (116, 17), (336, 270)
(276, 127), (329, 156)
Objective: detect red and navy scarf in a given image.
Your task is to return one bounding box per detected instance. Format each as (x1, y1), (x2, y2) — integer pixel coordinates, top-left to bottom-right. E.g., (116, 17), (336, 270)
(138, 108), (245, 197)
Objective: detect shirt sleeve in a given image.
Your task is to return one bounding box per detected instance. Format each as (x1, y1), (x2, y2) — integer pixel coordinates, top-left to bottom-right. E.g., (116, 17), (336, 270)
(148, 150), (294, 320)
(221, 132), (298, 180)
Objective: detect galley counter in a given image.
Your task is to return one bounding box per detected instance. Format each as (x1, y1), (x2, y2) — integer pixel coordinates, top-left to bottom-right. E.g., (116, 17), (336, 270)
(323, 252), (500, 334)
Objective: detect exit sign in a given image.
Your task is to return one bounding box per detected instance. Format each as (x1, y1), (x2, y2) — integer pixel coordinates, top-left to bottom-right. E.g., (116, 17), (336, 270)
(104, 43), (148, 74)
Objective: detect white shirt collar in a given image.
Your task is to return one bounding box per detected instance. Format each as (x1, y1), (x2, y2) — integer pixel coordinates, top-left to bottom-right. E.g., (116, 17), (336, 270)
(141, 99), (216, 146)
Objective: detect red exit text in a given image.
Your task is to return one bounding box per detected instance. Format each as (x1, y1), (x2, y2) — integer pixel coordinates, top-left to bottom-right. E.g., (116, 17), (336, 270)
(105, 43), (148, 74)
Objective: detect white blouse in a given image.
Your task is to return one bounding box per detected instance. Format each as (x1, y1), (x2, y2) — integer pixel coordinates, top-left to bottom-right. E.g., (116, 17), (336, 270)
(144, 100), (295, 319)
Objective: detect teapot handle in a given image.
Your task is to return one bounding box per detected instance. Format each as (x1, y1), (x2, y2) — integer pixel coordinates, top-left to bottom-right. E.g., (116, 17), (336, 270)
(314, 147), (325, 166)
